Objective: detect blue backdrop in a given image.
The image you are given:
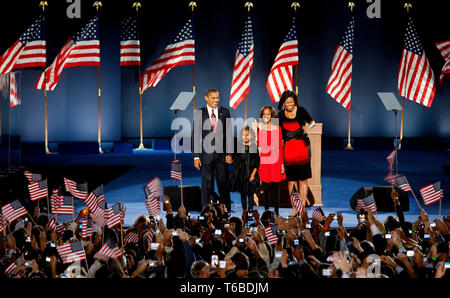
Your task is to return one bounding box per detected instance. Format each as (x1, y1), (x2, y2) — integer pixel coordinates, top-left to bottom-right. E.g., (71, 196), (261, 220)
(1, 0), (448, 143)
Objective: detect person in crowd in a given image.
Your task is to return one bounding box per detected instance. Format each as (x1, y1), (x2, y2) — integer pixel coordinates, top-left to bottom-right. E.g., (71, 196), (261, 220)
(230, 126), (260, 212)
(255, 105), (286, 215)
(277, 90), (315, 215)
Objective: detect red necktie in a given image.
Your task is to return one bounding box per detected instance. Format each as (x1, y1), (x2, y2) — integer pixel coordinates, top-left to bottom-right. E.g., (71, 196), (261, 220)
(211, 109), (217, 133)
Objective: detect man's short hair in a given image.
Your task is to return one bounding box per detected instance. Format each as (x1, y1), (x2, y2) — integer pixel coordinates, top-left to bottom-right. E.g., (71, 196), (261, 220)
(191, 260), (209, 278)
(205, 88), (219, 97)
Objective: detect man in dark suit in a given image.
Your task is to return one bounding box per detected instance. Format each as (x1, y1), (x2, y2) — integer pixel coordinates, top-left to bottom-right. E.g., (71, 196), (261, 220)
(192, 88), (233, 211)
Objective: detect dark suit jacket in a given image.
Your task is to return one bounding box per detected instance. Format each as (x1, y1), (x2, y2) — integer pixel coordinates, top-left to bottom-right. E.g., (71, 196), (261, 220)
(192, 106), (233, 165)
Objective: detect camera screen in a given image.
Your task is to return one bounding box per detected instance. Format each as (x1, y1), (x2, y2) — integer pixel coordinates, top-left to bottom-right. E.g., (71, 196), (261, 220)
(219, 261), (226, 269)
(305, 224), (311, 229)
(324, 232), (330, 237)
(275, 251), (282, 258)
(50, 242), (56, 248)
(385, 233), (392, 239)
(238, 237), (246, 243)
(406, 251), (414, 257)
(214, 229), (222, 236)
(198, 216), (205, 221)
(293, 239), (300, 246)
(276, 230), (286, 236)
(46, 257), (51, 262)
(424, 234), (430, 239)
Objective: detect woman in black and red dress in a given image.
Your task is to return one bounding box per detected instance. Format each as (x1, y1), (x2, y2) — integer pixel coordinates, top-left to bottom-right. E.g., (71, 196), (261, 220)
(277, 90), (315, 216)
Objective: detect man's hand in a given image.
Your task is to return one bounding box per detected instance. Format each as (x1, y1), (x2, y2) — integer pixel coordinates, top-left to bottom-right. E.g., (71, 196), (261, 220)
(178, 204), (186, 219)
(225, 155), (233, 164)
(194, 159), (202, 170)
(162, 196), (172, 214)
(435, 262), (447, 278)
(332, 251), (353, 274)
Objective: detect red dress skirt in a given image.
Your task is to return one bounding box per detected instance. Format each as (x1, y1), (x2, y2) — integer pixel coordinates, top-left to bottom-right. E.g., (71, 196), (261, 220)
(257, 127), (286, 183)
(282, 120), (312, 181)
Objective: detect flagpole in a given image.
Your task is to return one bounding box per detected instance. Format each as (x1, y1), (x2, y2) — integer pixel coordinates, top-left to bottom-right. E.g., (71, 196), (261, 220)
(190, 2), (197, 121)
(292, 2), (300, 96)
(243, 2), (253, 124)
(39, 1), (51, 154)
(404, 176), (422, 210)
(133, 2), (147, 150)
(439, 199), (441, 218)
(344, 2), (355, 151)
(94, 1), (103, 154)
(399, 3), (412, 150)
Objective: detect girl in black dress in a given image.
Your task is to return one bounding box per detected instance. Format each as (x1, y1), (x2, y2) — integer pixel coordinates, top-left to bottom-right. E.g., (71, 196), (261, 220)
(230, 126), (260, 211)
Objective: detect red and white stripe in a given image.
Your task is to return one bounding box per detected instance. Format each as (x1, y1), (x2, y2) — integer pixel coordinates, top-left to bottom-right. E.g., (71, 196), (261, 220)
(124, 231), (139, 244)
(57, 241), (86, 264)
(420, 183), (443, 206)
(94, 243), (123, 261)
(120, 40), (140, 66)
(63, 177), (87, 200)
(0, 40), (46, 74)
(145, 196), (161, 217)
(435, 39), (450, 84)
(326, 44), (353, 110)
(9, 72), (20, 107)
(50, 189), (63, 214)
(28, 180), (48, 201)
(146, 177), (162, 198)
(53, 197), (74, 216)
(229, 46), (254, 110)
(265, 225), (278, 246)
(266, 41), (298, 103)
(2, 200), (28, 223)
(81, 218), (93, 239)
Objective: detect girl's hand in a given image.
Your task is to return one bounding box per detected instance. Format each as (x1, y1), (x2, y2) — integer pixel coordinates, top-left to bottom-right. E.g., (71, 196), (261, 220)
(249, 174), (255, 182)
(281, 164), (285, 174)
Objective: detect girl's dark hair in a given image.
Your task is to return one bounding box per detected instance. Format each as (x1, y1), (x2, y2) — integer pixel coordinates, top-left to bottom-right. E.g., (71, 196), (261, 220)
(258, 105), (277, 119)
(239, 126), (256, 144)
(277, 90), (298, 111)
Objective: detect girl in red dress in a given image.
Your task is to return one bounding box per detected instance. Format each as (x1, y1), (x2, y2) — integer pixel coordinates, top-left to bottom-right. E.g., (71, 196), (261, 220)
(277, 90), (315, 216)
(256, 105), (285, 215)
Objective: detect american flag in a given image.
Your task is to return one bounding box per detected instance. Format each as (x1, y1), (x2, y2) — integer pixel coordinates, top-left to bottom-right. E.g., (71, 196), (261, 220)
(144, 190), (161, 217)
(64, 177), (88, 200)
(92, 201), (107, 226)
(420, 181), (444, 206)
(94, 242), (123, 261)
(312, 207), (327, 222)
(145, 177), (162, 198)
(266, 17), (298, 103)
(290, 186), (304, 215)
(81, 217), (93, 239)
(398, 17), (436, 107)
(326, 15), (355, 110)
(9, 72), (20, 107)
(85, 185), (105, 213)
(47, 217), (56, 230)
(28, 179), (48, 201)
(0, 14), (46, 74)
(363, 194), (377, 213)
(0, 211), (6, 233)
(140, 18), (195, 92)
(124, 228), (139, 244)
(229, 15), (254, 110)
(106, 203), (123, 229)
(393, 175), (413, 192)
(120, 15), (140, 66)
(1, 200), (28, 223)
(265, 224), (278, 246)
(171, 159), (182, 181)
(386, 150), (397, 173)
(53, 196), (74, 216)
(56, 223), (66, 235)
(5, 260), (18, 276)
(435, 39), (450, 84)
(24, 171), (42, 182)
(57, 240), (86, 264)
(35, 16), (100, 91)
(50, 188), (63, 214)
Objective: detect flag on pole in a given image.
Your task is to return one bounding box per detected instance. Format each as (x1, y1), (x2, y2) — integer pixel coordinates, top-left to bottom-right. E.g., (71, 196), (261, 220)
(386, 150), (397, 173)
(64, 177), (88, 200)
(124, 228), (139, 244)
(120, 15), (140, 66)
(140, 18), (195, 92)
(92, 201), (107, 226)
(363, 194), (377, 213)
(398, 17), (436, 107)
(0, 14), (46, 74)
(53, 196), (74, 216)
(145, 177), (162, 198)
(393, 175), (413, 192)
(47, 217), (56, 231)
(105, 203), (123, 229)
(56, 224), (66, 235)
(94, 242), (123, 261)
(312, 207), (327, 222)
(35, 15), (100, 91)
(435, 39), (450, 84)
(144, 187), (161, 217)
(81, 217), (93, 239)
(266, 17), (298, 103)
(24, 171), (42, 182)
(28, 179), (48, 201)
(290, 186), (304, 215)
(420, 181), (444, 206)
(9, 72), (20, 107)
(57, 240), (86, 264)
(85, 185), (105, 213)
(326, 15), (355, 110)
(1, 200), (28, 223)
(50, 188), (63, 214)
(170, 159), (182, 181)
(229, 15), (254, 110)
(265, 224), (278, 246)
(0, 211), (7, 233)
(5, 260), (18, 276)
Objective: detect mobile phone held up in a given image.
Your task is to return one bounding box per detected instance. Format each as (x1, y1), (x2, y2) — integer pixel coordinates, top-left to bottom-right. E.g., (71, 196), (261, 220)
(211, 255), (219, 268)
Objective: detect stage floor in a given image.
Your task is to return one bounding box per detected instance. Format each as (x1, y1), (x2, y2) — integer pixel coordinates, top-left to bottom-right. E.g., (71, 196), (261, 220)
(22, 149), (450, 227)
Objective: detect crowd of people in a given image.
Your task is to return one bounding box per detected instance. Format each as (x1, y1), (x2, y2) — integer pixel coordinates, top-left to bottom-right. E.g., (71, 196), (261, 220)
(0, 188), (448, 279)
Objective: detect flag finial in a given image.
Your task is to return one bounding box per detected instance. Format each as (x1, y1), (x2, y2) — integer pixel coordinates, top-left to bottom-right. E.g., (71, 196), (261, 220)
(404, 2), (412, 13)
(348, 2), (355, 12)
(93, 1), (102, 11)
(39, 1), (48, 11)
(189, 1), (197, 11)
(132, 2), (141, 12)
(291, 2), (300, 12)
(245, 2), (253, 12)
